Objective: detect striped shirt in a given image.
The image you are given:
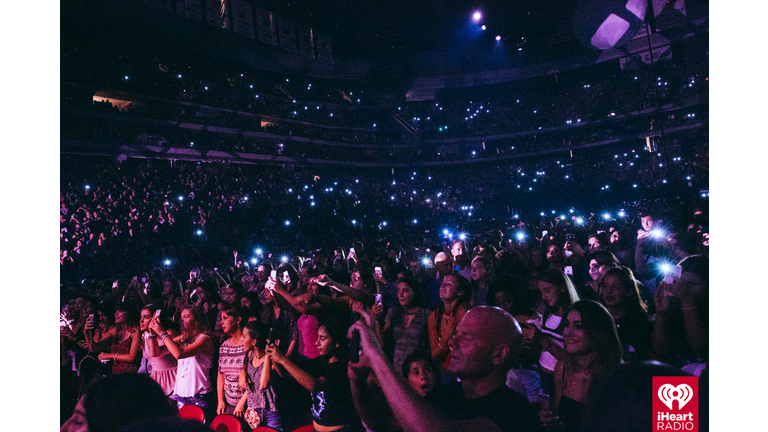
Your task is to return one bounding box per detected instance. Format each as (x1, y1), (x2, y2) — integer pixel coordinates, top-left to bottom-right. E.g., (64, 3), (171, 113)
(218, 339), (246, 406)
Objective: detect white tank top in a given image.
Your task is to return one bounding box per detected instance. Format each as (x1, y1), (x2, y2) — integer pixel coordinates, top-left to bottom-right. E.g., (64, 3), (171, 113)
(538, 314), (565, 372)
(174, 334), (213, 397)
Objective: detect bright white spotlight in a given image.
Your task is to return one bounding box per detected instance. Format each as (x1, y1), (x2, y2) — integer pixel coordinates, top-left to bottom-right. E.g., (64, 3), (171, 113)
(351, 220), (357, 225)
(651, 229), (665, 239)
(602, 213), (611, 220)
(576, 217), (585, 225)
(251, 258), (258, 264)
(255, 248), (263, 255)
(163, 259), (171, 266)
(422, 257), (431, 266)
(473, 11), (482, 22)
(481, 25), (487, 30)
(178, 195), (184, 201)
(284, 220), (291, 226)
(618, 211), (626, 218)
(660, 263), (672, 274)
(281, 256), (288, 263)
(443, 229), (450, 235)
(195, 230), (203, 236)
(459, 233), (467, 240)
(516, 232), (525, 241)
(496, 35), (501, 41)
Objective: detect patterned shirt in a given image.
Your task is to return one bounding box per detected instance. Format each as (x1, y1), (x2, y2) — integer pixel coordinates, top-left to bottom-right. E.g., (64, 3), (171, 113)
(218, 339), (246, 406)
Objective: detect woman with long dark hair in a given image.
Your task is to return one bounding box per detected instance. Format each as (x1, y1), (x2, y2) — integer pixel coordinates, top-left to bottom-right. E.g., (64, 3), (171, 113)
(599, 267), (653, 361)
(267, 319), (361, 431)
(469, 256), (494, 306)
(377, 275), (431, 374)
(539, 300), (622, 432)
(427, 273), (470, 383)
(92, 302), (142, 374)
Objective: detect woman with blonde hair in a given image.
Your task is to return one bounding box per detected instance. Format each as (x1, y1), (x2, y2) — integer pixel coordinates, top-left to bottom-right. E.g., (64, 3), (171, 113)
(149, 305), (215, 421)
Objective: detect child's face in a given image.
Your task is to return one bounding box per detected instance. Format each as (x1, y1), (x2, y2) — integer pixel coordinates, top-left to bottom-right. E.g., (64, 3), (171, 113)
(407, 359), (437, 397)
(241, 330), (256, 350)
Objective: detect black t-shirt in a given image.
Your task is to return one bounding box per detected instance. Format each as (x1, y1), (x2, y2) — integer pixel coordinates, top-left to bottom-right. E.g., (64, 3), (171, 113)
(441, 383), (542, 432)
(305, 357), (360, 428)
(614, 310), (654, 362)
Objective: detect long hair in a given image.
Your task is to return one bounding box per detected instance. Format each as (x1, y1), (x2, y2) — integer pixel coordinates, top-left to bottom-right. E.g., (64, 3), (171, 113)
(599, 267), (648, 315)
(181, 305), (211, 345)
(562, 300), (623, 387)
(396, 275), (427, 310)
(243, 321), (269, 351)
(471, 255), (495, 284)
(538, 268), (580, 316)
(436, 273), (472, 336)
(141, 304), (179, 334)
(590, 250), (621, 269)
(275, 262), (299, 292)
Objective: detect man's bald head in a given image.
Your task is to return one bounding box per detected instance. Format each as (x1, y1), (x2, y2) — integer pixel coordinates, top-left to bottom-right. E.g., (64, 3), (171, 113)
(448, 306), (524, 378)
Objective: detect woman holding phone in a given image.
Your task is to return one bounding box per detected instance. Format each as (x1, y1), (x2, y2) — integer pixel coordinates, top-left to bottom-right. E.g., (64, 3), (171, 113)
(531, 268), (580, 396)
(266, 319), (361, 432)
(140, 305), (178, 395)
(97, 302), (142, 374)
(149, 305), (215, 420)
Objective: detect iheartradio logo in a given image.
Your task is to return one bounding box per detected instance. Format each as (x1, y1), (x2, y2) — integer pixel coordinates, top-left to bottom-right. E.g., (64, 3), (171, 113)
(653, 377), (698, 432)
(657, 384), (694, 410)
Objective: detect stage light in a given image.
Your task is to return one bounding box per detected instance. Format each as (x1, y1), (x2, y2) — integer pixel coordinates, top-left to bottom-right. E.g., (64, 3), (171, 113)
(516, 232), (526, 241)
(496, 35), (501, 41)
(422, 257), (431, 266)
(284, 220), (291, 226)
(195, 230), (203, 236)
(255, 248), (263, 255)
(443, 229), (450, 235)
(163, 259), (171, 266)
(251, 258), (258, 264)
(603, 213), (611, 220)
(178, 195), (184, 201)
(281, 256), (288, 263)
(473, 11), (482, 22)
(481, 25), (487, 30)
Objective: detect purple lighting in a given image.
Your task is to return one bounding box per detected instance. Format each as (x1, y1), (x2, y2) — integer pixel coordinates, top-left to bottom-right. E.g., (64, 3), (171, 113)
(473, 11), (482, 22)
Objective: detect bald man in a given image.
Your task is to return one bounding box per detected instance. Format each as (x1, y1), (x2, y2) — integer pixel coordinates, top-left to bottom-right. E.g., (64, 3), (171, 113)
(349, 306), (541, 432)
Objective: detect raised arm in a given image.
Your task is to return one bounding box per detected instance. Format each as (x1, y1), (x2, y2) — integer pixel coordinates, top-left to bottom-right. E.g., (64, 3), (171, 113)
(266, 343), (318, 392)
(149, 318), (212, 360)
(348, 312), (502, 432)
(317, 274), (376, 307)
